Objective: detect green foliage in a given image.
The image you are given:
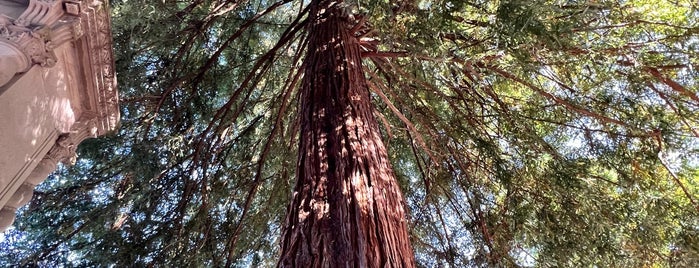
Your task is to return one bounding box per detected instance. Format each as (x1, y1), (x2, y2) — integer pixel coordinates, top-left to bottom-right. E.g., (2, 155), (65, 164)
(2, 0), (698, 267)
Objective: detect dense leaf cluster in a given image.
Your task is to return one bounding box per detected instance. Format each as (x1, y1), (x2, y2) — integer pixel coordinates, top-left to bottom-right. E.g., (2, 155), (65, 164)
(1, 0), (698, 267)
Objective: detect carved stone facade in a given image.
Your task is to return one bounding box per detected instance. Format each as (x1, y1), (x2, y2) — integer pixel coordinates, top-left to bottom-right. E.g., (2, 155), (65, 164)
(0, 0), (118, 231)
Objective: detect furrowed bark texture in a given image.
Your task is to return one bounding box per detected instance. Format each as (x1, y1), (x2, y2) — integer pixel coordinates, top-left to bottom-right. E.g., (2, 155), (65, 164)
(278, 1), (415, 267)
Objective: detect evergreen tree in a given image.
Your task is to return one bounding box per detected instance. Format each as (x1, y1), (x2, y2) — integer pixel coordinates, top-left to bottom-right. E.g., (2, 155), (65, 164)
(1, 0), (698, 267)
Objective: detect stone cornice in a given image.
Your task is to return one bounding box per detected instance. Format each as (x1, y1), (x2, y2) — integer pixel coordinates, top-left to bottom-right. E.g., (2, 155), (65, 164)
(78, 0), (119, 135)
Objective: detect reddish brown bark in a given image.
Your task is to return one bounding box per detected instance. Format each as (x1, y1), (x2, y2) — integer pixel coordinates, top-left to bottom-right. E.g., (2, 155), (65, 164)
(278, 1), (415, 267)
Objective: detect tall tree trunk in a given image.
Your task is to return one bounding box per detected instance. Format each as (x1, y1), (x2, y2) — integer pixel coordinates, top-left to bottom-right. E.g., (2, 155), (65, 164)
(278, 1), (415, 267)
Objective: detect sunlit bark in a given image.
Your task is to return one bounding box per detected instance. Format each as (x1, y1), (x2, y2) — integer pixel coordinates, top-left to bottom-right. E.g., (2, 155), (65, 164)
(278, 1), (415, 267)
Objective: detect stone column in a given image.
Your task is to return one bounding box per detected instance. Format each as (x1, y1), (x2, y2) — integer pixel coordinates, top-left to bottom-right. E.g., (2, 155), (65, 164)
(0, 41), (29, 85)
(0, 120), (98, 230)
(0, 0), (82, 88)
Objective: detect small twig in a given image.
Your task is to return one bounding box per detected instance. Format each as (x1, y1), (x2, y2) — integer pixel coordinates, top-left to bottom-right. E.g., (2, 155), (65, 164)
(365, 74), (439, 164)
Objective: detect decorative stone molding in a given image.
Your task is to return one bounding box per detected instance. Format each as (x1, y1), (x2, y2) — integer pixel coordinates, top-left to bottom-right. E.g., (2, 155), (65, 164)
(78, 0), (118, 134)
(0, 0), (118, 231)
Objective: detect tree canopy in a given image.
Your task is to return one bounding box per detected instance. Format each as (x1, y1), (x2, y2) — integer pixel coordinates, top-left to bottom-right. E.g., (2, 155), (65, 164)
(1, 0), (698, 267)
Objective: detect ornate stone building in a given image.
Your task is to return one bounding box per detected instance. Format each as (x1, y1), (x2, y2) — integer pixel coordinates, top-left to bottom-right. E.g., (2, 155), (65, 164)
(0, 0), (118, 231)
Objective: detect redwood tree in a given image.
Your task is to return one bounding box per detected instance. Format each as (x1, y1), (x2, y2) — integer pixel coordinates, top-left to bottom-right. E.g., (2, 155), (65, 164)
(278, 1), (414, 266)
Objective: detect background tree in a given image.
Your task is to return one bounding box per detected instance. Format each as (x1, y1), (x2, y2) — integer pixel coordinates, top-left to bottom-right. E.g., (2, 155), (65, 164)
(1, 0), (698, 267)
